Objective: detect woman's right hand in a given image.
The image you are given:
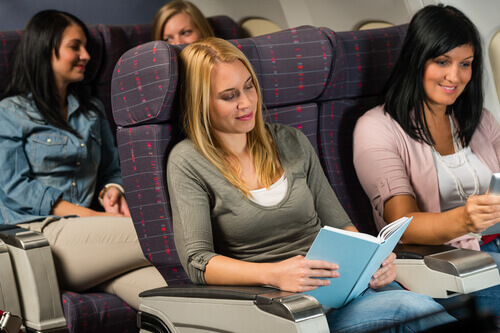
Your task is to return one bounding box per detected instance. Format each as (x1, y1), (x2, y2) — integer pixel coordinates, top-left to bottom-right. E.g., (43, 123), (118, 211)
(93, 211), (127, 217)
(463, 194), (500, 233)
(51, 199), (127, 218)
(268, 255), (339, 292)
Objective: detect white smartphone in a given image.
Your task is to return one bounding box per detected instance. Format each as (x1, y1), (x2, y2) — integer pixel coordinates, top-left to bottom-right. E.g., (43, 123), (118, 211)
(481, 173), (500, 235)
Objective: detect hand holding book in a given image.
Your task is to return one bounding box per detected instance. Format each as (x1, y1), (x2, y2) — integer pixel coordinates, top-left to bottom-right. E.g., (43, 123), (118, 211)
(369, 252), (397, 289)
(303, 216), (413, 308)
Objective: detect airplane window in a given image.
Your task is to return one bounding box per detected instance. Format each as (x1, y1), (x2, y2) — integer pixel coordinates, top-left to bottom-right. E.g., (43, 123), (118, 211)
(356, 21), (394, 30)
(239, 17), (281, 37)
(490, 30), (500, 103)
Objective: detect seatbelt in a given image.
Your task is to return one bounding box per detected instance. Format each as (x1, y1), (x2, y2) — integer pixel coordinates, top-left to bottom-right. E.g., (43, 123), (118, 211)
(0, 310), (22, 333)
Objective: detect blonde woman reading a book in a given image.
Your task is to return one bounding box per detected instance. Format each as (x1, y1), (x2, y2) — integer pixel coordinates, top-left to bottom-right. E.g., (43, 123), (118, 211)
(166, 37), (454, 331)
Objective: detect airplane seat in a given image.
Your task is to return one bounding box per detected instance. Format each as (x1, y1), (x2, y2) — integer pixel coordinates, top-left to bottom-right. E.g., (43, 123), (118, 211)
(0, 30), (22, 94)
(91, 23), (153, 137)
(489, 29), (500, 104)
(239, 17), (282, 37)
(207, 15), (241, 40)
(316, 24), (409, 234)
(111, 26), (335, 332)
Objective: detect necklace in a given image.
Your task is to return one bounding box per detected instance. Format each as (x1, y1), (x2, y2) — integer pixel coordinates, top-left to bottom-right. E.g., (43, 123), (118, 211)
(431, 115), (480, 202)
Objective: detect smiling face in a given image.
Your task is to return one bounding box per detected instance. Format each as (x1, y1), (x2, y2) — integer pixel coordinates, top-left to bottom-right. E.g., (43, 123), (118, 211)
(422, 44), (474, 113)
(208, 60), (258, 142)
(163, 11), (201, 45)
(51, 24), (90, 93)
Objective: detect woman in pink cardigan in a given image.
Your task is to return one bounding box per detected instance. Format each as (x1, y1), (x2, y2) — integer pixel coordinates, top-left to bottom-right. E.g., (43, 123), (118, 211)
(353, 4), (500, 321)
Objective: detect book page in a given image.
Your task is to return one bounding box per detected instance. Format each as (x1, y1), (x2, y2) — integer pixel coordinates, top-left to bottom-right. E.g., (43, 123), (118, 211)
(377, 216), (410, 242)
(323, 225), (379, 243)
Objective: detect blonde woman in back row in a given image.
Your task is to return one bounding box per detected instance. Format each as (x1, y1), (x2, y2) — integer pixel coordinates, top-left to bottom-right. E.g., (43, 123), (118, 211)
(152, 0), (214, 45)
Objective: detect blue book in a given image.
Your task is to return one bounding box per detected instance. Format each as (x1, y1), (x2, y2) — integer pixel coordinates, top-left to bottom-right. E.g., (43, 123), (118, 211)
(303, 216), (412, 308)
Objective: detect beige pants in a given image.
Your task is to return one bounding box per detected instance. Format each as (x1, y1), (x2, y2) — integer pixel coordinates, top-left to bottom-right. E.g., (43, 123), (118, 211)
(23, 216), (167, 309)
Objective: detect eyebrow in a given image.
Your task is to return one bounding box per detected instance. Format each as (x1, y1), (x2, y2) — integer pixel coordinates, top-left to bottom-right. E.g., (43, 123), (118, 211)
(66, 38), (85, 44)
(439, 54), (474, 61)
(218, 76), (253, 94)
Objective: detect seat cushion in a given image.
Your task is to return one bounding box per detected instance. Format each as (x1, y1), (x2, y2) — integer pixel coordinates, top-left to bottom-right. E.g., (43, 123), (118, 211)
(62, 291), (137, 333)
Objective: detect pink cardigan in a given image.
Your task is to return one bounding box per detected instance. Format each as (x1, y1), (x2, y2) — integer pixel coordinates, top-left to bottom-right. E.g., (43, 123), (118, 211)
(353, 105), (500, 250)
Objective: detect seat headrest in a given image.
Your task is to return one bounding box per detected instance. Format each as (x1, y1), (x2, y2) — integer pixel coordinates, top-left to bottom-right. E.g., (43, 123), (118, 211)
(112, 41), (178, 127)
(208, 15), (241, 40)
(232, 26), (334, 108)
(318, 25), (408, 101)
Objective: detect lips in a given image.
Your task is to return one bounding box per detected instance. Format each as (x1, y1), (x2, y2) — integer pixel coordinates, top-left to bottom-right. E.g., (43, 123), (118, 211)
(236, 111), (254, 121)
(75, 64), (86, 72)
(439, 85), (458, 94)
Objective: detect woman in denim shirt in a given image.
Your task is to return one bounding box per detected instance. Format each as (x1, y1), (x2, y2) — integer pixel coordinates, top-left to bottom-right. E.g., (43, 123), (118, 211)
(0, 10), (166, 309)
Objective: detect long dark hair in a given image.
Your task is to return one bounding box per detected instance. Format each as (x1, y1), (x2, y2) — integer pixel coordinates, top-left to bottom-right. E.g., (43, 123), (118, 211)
(383, 4), (483, 146)
(2, 10), (97, 136)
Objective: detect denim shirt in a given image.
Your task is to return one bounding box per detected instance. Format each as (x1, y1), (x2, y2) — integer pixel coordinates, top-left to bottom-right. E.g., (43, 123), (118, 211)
(0, 94), (123, 224)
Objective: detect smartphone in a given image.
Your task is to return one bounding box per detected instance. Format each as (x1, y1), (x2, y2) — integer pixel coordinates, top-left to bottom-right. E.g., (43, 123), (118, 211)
(488, 173), (500, 196)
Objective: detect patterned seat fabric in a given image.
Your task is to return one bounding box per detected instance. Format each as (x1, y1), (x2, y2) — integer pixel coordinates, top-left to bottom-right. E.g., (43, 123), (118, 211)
(111, 24), (408, 292)
(61, 291), (136, 333)
(0, 30), (22, 94)
(317, 25), (407, 233)
(208, 15), (241, 40)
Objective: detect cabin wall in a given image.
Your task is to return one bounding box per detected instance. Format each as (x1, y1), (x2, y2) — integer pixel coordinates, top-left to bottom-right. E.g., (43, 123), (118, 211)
(0, 0), (165, 30)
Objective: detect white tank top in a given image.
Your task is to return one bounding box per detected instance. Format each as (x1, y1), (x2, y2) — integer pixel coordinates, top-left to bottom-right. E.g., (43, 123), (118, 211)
(432, 146), (491, 212)
(249, 173), (288, 206)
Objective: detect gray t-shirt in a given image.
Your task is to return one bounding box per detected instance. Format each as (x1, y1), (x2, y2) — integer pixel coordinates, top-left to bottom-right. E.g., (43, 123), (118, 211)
(167, 123), (353, 284)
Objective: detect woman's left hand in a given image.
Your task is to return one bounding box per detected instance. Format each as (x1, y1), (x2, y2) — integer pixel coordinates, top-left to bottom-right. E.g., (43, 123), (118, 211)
(101, 186), (131, 217)
(369, 252), (396, 289)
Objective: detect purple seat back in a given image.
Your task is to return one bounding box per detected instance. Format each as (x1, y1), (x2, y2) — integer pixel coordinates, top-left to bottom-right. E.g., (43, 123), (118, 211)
(112, 41), (188, 284)
(0, 30), (22, 94)
(317, 26), (407, 233)
(208, 15), (241, 40)
(112, 26), (336, 283)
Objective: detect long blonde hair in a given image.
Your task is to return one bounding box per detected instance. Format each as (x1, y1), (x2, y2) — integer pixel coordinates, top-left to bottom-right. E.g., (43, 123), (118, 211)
(180, 37), (280, 197)
(152, 0), (214, 41)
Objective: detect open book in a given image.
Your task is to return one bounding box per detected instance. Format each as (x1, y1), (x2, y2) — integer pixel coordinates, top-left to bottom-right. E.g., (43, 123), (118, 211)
(303, 216), (412, 308)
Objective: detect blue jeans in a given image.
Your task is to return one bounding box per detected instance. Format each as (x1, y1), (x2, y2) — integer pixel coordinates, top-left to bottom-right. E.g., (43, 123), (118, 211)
(325, 282), (455, 332)
(477, 236), (500, 325)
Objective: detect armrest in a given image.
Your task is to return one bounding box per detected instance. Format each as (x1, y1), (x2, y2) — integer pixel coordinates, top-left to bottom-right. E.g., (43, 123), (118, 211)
(139, 285), (328, 333)
(0, 239), (21, 318)
(0, 226), (67, 332)
(394, 244), (500, 298)
(394, 244), (457, 259)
